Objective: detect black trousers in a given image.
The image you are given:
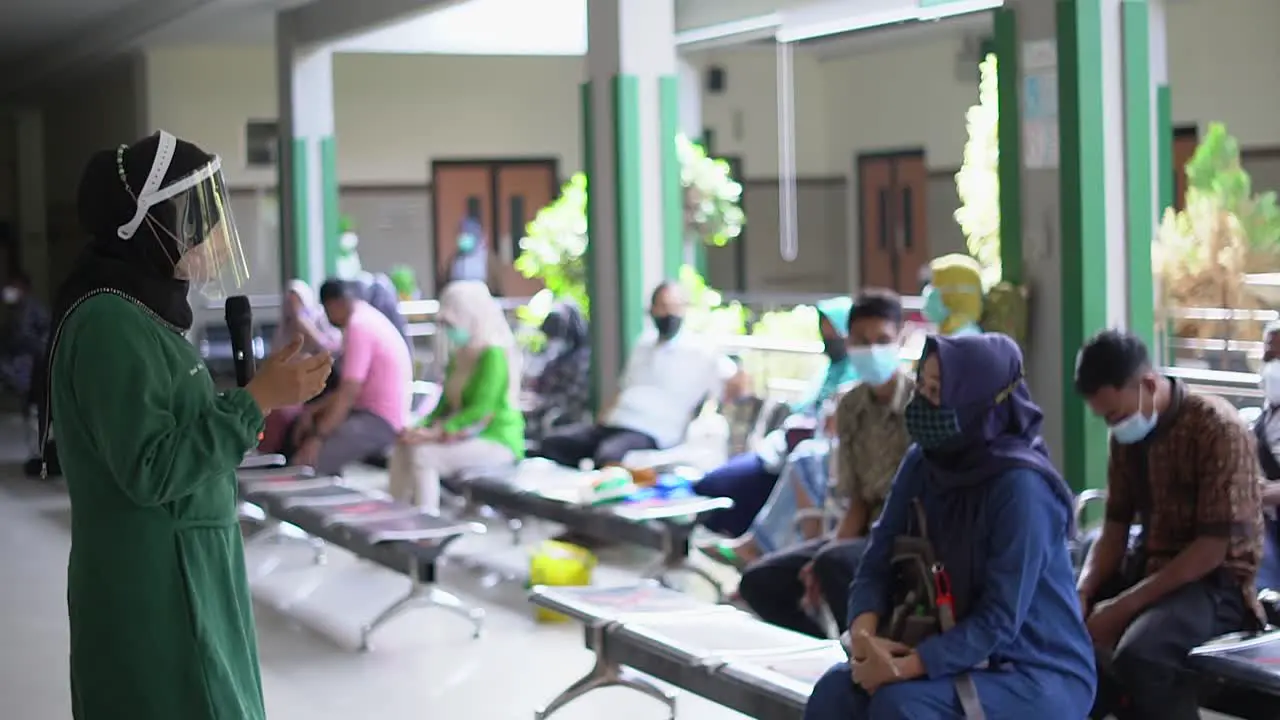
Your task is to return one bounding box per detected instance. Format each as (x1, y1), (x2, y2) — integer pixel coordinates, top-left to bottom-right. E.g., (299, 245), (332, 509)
(536, 424), (657, 468)
(738, 537), (869, 638)
(1089, 573), (1250, 720)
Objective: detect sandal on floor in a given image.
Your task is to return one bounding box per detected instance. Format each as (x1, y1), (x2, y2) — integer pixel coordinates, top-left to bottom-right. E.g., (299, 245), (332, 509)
(696, 541), (749, 571)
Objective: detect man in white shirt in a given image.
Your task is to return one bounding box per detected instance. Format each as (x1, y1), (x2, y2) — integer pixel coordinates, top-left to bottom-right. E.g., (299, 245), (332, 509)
(538, 281), (738, 468)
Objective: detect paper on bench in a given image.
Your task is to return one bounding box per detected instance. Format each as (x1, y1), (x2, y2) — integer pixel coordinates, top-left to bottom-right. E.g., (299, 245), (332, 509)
(237, 465), (318, 484)
(616, 609), (832, 663)
(240, 474), (336, 495)
(345, 513), (480, 544)
(238, 453), (287, 470)
(269, 485), (369, 509)
(312, 500), (424, 527)
(717, 644), (847, 705)
(529, 583), (725, 624)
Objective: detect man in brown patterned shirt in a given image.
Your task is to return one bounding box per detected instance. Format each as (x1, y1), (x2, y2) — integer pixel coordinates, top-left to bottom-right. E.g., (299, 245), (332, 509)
(1074, 329), (1263, 720)
(739, 290), (913, 638)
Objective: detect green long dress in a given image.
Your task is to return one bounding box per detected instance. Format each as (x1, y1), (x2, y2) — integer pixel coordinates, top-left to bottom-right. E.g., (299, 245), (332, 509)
(50, 293), (267, 720)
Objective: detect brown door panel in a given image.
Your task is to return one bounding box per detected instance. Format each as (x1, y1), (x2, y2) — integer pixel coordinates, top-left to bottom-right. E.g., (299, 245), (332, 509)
(893, 154), (930, 293)
(495, 164), (556, 298)
(859, 157), (895, 290)
(1173, 129), (1198, 212)
(433, 164), (493, 283)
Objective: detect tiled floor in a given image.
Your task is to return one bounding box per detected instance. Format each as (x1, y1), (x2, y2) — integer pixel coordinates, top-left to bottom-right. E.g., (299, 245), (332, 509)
(0, 414), (1235, 719)
(0, 414), (745, 720)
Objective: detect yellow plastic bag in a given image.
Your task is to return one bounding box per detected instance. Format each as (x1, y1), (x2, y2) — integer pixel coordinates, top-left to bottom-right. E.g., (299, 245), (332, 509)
(528, 540), (597, 623)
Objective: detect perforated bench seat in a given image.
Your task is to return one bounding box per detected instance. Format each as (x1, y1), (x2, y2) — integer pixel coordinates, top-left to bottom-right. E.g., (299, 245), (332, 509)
(530, 583), (840, 720)
(448, 464), (732, 596)
(234, 463), (487, 649)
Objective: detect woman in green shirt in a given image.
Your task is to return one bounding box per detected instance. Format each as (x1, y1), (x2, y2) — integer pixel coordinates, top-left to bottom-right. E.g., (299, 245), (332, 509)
(390, 280), (524, 512)
(46, 132), (331, 719)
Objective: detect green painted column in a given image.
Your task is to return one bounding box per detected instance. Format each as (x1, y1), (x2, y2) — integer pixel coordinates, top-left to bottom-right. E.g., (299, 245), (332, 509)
(1057, 0), (1112, 492)
(583, 0), (680, 405)
(993, 7), (1023, 285)
(1122, 0), (1155, 350)
(275, 26), (337, 289)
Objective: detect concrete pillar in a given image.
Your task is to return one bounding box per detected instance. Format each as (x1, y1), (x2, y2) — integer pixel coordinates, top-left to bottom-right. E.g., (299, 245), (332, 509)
(14, 109), (47, 299)
(1010, 0), (1137, 492)
(583, 0), (683, 401)
(275, 16), (340, 288)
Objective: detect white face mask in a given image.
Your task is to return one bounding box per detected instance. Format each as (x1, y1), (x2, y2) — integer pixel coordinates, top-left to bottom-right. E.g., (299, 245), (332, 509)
(1, 286), (20, 305)
(1262, 361), (1280, 407)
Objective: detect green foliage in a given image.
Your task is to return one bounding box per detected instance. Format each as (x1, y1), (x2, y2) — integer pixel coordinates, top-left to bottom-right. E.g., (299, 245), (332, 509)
(679, 264), (747, 336)
(388, 264), (417, 298)
(680, 136), (745, 247)
(1184, 122), (1280, 250)
(954, 53), (1002, 290)
(513, 172), (590, 319)
(338, 215), (355, 234)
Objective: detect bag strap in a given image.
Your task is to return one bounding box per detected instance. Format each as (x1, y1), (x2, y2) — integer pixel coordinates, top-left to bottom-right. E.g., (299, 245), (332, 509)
(955, 674), (986, 720)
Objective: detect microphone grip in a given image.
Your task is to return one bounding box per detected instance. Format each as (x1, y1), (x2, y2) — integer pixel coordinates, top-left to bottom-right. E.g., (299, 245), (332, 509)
(233, 343), (256, 388)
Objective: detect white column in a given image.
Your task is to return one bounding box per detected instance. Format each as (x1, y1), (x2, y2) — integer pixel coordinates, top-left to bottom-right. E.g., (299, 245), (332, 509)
(584, 0), (681, 399)
(678, 59), (703, 141)
(276, 15), (337, 288)
(1101, 0), (1130, 330)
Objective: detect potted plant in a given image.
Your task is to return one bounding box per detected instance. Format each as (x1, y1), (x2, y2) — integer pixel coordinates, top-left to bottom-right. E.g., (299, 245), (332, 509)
(1154, 122), (1280, 367)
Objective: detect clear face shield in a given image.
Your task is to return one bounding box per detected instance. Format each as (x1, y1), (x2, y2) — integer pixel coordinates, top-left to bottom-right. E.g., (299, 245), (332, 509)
(117, 131), (249, 300)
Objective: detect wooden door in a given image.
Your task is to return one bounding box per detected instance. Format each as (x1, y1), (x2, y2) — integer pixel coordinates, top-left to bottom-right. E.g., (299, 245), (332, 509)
(1173, 126), (1199, 212)
(893, 154), (930, 292)
(494, 163), (556, 298)
(432, 163), (493, 292)
(859, 156), (896, 290)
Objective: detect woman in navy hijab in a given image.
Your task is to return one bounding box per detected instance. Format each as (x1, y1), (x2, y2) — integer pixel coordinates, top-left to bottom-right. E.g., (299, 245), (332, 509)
(804, 333), (1095, 720)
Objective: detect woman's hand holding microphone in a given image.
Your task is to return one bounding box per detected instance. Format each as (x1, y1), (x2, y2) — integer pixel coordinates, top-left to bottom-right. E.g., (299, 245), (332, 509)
(245, 336), (333, 414)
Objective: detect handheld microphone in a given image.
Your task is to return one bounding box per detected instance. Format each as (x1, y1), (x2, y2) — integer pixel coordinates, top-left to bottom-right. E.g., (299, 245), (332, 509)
(225, 295), (255, 388)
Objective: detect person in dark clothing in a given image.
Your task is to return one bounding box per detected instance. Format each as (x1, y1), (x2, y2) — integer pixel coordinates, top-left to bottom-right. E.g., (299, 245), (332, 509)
(1075, 329), (1263, 720)
(0, 269), (50, 402)
(1254, 322), (1280, 590)
(526, 301), (592, 441)
(805, 333), (1095, 720)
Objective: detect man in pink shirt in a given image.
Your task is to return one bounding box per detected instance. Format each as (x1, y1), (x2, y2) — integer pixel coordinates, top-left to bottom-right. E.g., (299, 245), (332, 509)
(290, 279), (413, 475)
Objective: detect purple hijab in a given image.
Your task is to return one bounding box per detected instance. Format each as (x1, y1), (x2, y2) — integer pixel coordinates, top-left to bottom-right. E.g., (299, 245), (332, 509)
(919, 333), (1075, 617)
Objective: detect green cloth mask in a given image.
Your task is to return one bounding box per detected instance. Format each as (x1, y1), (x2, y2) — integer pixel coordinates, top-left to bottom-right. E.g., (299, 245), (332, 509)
(457, 233), (478, 254)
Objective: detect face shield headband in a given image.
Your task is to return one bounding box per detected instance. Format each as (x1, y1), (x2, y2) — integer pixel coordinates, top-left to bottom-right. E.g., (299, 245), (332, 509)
(114, 130), (249, 300)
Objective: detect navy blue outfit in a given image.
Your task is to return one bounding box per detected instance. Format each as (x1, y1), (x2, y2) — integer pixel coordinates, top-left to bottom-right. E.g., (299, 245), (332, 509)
(805, 334), (1096, 720)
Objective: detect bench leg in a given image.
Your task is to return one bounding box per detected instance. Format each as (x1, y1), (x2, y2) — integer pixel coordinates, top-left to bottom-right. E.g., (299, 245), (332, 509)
(534, 626), (676, 720)
(358, 564), (485, 651)
(642, 555), (725, 604)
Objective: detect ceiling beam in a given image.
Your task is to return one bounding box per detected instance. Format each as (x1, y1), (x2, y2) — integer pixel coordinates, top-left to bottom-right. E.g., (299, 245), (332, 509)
(285, 0), (466, 49)
(0, 0), (225, 98)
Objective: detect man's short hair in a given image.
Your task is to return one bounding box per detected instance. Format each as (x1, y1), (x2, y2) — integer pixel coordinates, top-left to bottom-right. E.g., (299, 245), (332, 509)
(1074, 329), (1151, 396)
(317, 278), (356, 304)
(651, 280), (684, 306)
(848, 288), (903, 330)
(1265, 320), (1280, 342)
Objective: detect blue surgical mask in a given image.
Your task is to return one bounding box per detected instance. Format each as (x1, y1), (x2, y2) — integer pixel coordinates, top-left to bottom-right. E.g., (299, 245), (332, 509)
(846, 344), (900, 387)
(445, 325), (471, 348)
(1110, 384), (1158, 445)
(922, 284), (949, 324)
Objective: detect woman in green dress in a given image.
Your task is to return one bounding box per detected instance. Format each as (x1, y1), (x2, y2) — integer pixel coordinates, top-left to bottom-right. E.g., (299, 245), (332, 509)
(43, 131), (332, 719)
(389, 279), (525, 512)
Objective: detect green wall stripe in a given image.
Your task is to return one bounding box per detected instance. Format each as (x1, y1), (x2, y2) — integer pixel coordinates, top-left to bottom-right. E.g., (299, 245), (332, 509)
(1156, 85), (1174, 213)
(1122, 0), (1154, 350)
(613, 75), (645, 366)
(993, 7), (1023, 286)
(320, 136), (340, 279)
(291, 137), (310, 286)
(580, 80), (601, 411)
(1156, 83), (1174, 364)
(658, 75), (684, 280)
(1057, 0), (1111, 493)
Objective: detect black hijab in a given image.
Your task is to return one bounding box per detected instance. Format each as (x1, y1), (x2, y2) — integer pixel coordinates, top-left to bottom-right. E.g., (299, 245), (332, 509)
(37, 133), (217, 448)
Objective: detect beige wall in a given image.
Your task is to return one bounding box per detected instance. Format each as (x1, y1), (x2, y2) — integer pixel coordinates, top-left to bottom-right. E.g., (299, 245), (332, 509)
(138, 0), (1280, 298)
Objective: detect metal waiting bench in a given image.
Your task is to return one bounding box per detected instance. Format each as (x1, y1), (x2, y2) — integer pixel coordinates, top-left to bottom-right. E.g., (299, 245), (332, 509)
(235, 457), (486, 650)
(528, 583), (843, 720)
(443, 463), (733, 596)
